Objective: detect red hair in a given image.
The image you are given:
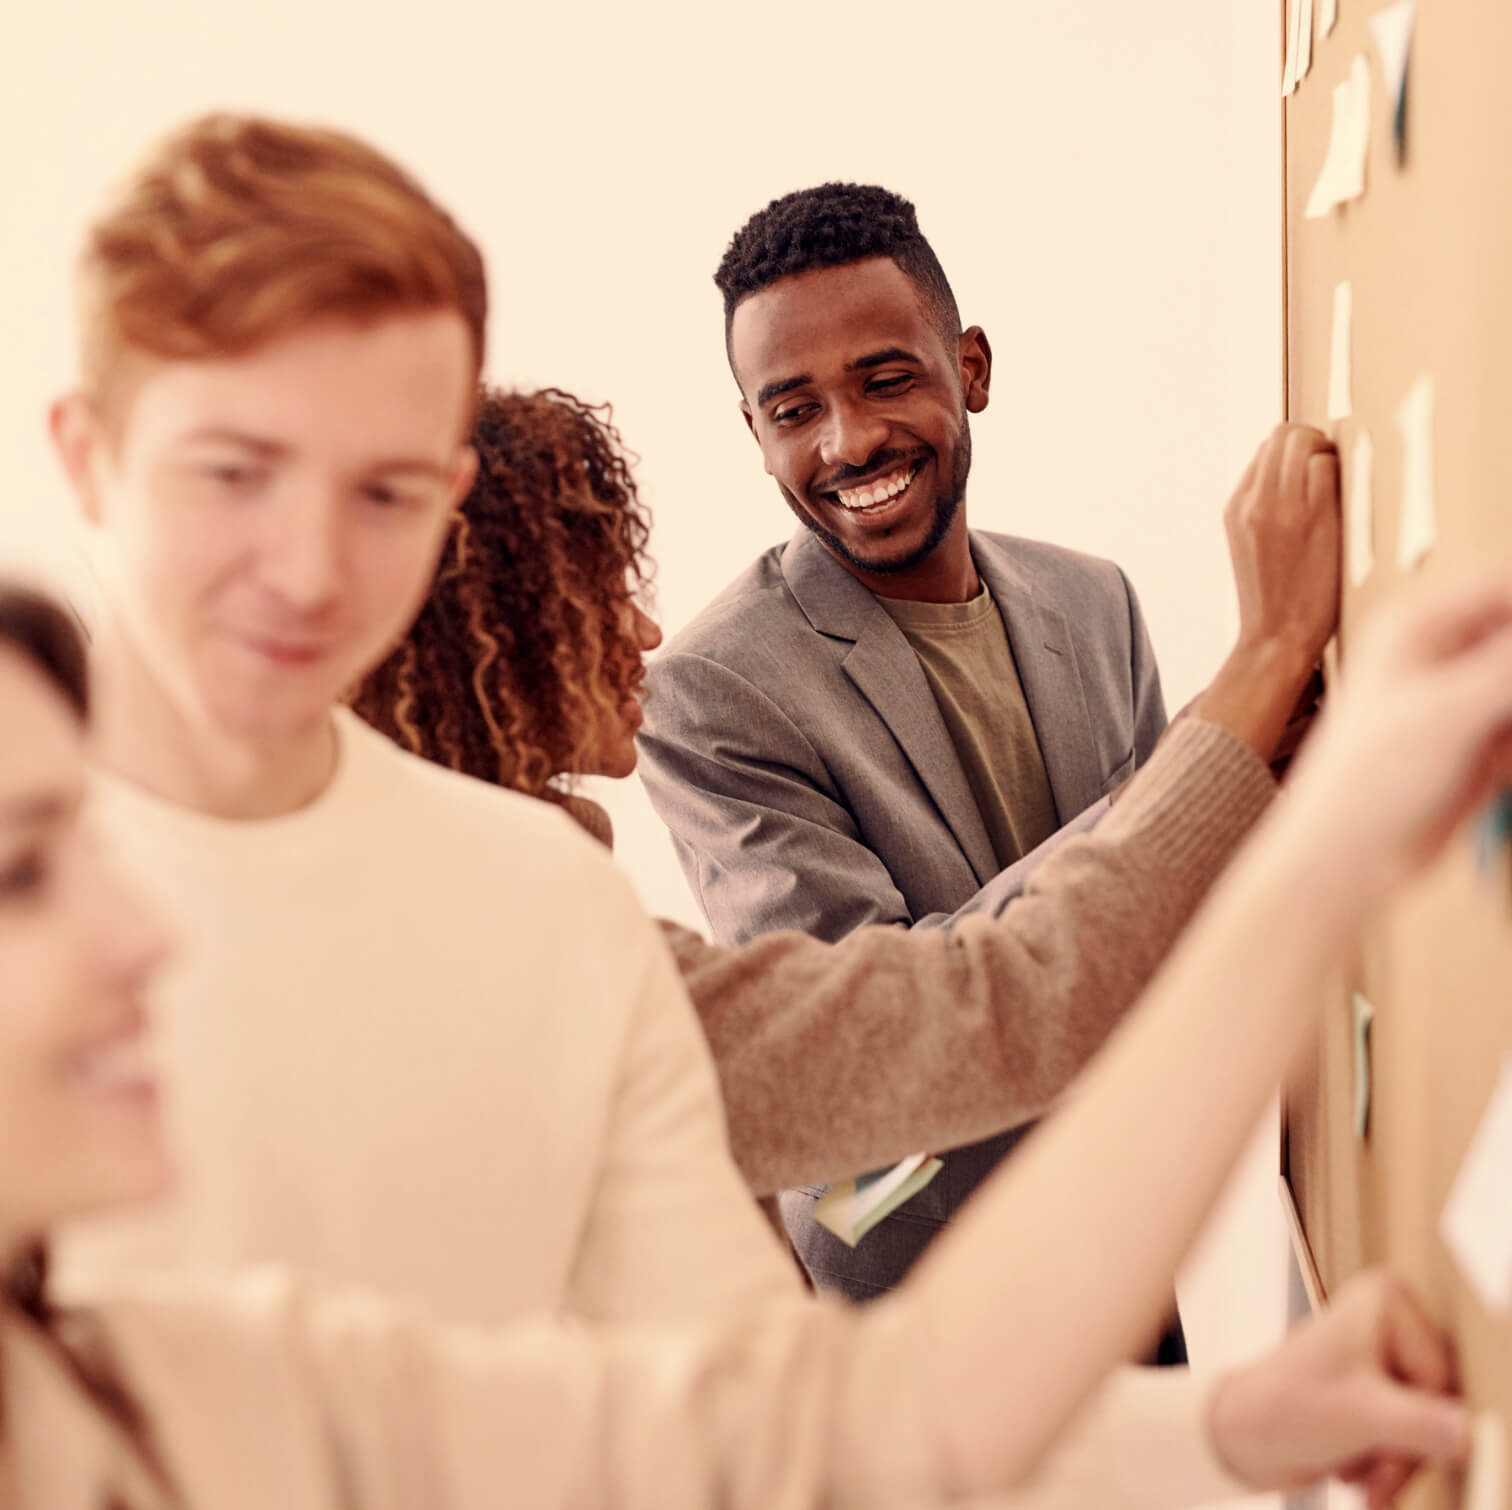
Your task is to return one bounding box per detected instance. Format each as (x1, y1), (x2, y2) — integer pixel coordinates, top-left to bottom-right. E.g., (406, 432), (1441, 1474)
(75, 113), (487, 422)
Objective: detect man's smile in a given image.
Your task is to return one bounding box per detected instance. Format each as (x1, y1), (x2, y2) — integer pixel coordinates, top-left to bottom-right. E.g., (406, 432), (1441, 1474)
(822, 457), (927, 514)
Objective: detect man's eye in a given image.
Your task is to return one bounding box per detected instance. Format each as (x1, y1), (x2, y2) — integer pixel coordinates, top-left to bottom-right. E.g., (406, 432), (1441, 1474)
(773, 404), (815, 426)
(204, 465), (263, 490)
(868, 374), (911, 393)
(364, 484), (418, 508)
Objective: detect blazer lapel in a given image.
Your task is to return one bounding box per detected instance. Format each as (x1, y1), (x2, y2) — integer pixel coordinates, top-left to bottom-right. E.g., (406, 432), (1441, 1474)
(974, 537), (1105, 825)
(782, 532), (1000, 886)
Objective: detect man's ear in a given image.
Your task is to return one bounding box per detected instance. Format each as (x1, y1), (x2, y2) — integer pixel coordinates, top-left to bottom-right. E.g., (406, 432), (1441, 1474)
(49, 393), (108, 524)
(449, 443), (480, 508)
(959, 326), (992, 415)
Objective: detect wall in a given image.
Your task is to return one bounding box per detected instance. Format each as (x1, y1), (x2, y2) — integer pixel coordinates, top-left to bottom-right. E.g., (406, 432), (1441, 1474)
(0, 0), (1287, 1425)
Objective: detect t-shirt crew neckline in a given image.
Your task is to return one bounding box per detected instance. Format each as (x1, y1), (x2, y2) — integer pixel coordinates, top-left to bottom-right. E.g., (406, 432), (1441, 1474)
(873, 581), (995, 632)
(89, 707), (371, 844)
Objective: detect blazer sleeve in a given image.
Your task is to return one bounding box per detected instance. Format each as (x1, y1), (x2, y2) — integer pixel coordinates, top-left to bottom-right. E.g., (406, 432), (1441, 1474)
(563, 905), (803, 1323)
(1121, 565), (1169, 770)
(662, 719), (1276, 1195)
(641, 562), (1170, 946)
(638, 651), (924, 944)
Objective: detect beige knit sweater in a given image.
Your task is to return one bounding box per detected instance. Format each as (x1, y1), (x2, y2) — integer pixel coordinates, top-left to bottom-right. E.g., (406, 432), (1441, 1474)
(587, 717), (1275, 1195)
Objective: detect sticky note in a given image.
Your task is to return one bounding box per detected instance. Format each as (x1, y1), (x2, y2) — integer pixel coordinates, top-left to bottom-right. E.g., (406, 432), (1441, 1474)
(1347, 427), (1375, 586)
(1352, 993), (1375, 1138)
(813, 1153), (942, 1247)
(1441, 1056), (1512, 1313)
(1474, 791), (1512, 875)
(1305, 55), (1371, 217)
(1283, 0), (1315, 95)
(1395, 375), (1436, 570)
(1370, 0), (1414, 164)
(1328, 281), (1353, 421)
(1283, 0), (1300, 94)
(1320, 0), (1339, 35)
(1465, 1413), (1508, 1510)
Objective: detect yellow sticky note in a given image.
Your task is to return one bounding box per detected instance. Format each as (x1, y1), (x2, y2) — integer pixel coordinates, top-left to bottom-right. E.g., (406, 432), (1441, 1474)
(1395, 375), (1436, 570)
(1347, 428), (1374, 587)
(1282, 0), (1303, 95)
(1306, 55), (1370, 216)
(1441, 1056), (1512, 1314)
(1327, 281), (1353, 421)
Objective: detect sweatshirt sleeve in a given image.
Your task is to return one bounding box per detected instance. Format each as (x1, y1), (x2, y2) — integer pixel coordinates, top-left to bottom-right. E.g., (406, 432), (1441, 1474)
(668, 718), (1277, 1195)
(564, 908), (804, 1322)
(83, 1274), (1251, 1510)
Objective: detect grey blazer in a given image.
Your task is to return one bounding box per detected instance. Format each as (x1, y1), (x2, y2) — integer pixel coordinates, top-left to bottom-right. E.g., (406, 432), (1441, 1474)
(638, 527), (1167, 1297)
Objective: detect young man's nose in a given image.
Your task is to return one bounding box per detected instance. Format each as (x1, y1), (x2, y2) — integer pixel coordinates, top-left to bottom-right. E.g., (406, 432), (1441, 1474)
(260, 497), (345, 611)
(818, 400), (890, 474)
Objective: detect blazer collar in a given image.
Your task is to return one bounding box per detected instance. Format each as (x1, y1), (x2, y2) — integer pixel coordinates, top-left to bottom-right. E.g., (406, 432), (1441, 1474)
(780, 530), (997, 883)
(781, 527), (1106, 835)
(972, 545), (1104, 825)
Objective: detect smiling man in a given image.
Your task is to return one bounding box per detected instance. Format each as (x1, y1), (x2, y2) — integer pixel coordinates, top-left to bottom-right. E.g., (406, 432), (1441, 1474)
(636, 183), (1179, 1331)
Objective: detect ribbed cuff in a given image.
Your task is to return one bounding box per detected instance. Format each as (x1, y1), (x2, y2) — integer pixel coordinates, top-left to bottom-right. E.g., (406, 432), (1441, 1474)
(1097, 719), (1277, 883)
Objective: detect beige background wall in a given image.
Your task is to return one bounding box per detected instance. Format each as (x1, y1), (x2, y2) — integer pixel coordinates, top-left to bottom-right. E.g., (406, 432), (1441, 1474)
(0, 0), (1288, 1452)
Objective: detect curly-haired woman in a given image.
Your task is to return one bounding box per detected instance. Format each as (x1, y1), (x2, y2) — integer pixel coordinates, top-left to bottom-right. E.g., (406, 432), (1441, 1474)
(356, 398), (1329, 1219)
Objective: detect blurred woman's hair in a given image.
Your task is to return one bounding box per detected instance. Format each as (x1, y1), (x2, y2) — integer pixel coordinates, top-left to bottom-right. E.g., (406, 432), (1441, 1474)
(352, 386), (653, 805)
(0, 585), (89, 718)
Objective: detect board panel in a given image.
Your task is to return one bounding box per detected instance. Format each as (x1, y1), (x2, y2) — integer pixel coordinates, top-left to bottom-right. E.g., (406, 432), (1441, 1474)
(1280, 3), (1512, 1506)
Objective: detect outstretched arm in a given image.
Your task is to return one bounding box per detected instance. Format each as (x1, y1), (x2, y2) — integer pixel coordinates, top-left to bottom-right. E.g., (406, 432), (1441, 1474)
(893, 561), (1512, 1493)
(668, 716), (1275, 1194)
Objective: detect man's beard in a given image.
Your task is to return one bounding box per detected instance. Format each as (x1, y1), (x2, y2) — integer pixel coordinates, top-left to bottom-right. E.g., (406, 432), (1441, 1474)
(783, 418), (972, 577)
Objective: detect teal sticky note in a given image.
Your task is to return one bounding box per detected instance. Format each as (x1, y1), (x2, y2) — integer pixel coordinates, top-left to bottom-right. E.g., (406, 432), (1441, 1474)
(1474, 791), (1512, 875)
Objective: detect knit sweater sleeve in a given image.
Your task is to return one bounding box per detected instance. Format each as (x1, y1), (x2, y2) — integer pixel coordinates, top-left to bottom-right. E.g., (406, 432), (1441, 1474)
(664, 717), (1276, 1195)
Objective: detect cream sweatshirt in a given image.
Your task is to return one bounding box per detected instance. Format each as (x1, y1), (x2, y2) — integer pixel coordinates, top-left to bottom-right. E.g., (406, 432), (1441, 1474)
(7, 1276), (1251, 1509)
(54, 709), (799, 1325)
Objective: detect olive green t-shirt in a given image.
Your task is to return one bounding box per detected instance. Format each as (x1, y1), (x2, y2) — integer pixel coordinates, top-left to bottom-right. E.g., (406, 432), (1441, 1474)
(877, 584), (1059, 870)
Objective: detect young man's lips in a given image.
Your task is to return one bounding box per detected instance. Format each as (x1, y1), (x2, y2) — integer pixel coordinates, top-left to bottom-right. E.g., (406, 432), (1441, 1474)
(239, 635), (330, 666)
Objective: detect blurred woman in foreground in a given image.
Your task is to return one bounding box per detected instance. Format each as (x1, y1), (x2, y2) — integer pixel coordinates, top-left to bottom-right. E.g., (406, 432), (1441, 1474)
(6, 554), (1510, 1503)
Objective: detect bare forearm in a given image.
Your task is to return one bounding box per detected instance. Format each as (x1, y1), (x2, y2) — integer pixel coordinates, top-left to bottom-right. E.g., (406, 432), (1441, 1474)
(1193, 638), (1318, 763)
(903, 802), (1359, 1494)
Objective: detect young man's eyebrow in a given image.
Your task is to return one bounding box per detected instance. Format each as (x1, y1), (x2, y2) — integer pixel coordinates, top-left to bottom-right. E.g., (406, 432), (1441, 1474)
(176, 431), (448, 481)
(755, 375), (811, 408)
(847, 347), (922, 372)
(176, 427), (289, 457)
(365, 457), (452, 481)
(756, 348), (924, 406)
(0, 791), (77, 829)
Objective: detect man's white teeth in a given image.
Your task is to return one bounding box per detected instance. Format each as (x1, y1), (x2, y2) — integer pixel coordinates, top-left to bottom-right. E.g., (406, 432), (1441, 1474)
(836, 465), (916, 512)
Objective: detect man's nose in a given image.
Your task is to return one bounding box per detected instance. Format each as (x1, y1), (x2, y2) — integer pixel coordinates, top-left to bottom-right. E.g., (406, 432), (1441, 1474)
(818, 400), (889, 473)
(260, 492), (344, 613)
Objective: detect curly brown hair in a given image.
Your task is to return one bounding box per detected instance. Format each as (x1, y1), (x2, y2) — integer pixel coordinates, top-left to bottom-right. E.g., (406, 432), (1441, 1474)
(351, 385), (653, 803)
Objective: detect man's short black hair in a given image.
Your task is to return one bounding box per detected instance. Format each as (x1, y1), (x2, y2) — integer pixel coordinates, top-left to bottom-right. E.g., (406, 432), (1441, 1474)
(715, 183), (962, 359)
